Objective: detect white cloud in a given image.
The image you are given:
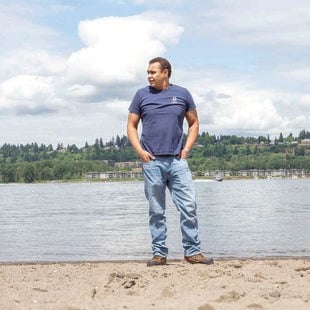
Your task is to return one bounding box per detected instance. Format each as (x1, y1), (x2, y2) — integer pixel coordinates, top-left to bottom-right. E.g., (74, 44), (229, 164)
(186, 72), (308, 137)
(3, 50), (66, 78)
(188, 0), (310, 48)
(284, 66), (310, 83)
(300, 95), (310, 111)
(0, 12), (183, 114)
(194, 83), (281, 130)
(214, 97), (283, 130)
(67, 84), (100, 102)
(66, 14), (183, 85)
(0, 75), (62, 114)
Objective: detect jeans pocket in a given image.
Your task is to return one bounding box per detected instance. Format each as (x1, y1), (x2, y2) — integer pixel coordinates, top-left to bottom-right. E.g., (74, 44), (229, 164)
(142, 160), (154, 166)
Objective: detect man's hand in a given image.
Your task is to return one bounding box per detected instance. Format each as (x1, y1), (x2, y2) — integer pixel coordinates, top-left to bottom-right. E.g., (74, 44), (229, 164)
(138, 150), (155, 162)
(180, 148), (190, 159)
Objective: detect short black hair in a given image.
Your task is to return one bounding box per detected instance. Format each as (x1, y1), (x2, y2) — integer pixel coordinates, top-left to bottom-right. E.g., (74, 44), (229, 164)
(149, 57), (172, 78)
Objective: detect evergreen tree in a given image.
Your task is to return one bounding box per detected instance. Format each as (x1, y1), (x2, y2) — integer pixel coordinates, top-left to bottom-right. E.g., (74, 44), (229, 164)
(279, 132), (284, 142)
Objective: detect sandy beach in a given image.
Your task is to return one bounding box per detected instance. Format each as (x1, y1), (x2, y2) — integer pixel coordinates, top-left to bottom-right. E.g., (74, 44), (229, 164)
(0, 258), (309, 310)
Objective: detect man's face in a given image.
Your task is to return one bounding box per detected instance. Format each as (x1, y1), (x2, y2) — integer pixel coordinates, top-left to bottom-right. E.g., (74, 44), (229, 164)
(147, 62), (168, 90)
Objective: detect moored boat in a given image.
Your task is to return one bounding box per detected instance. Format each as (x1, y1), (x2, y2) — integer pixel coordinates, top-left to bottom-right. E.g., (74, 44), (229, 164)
(215, 175), (223, 182)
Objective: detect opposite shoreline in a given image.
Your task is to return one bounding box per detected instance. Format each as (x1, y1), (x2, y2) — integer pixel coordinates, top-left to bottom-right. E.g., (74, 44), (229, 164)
(1, 174), (309, 185)
(1, 258), (309, 309)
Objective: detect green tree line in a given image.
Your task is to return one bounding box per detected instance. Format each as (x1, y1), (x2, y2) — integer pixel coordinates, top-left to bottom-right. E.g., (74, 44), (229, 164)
(1, 131), (309, 183)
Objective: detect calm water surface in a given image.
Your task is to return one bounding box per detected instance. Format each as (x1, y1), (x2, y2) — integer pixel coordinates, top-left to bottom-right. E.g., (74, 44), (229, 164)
(0, 178), (309, 262)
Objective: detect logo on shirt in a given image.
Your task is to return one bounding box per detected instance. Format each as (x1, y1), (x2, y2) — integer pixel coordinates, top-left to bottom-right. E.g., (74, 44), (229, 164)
(171, 96), (178, 104)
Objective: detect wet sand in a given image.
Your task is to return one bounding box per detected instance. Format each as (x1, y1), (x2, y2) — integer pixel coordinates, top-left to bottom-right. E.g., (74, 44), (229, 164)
(1, 258), (309, 309)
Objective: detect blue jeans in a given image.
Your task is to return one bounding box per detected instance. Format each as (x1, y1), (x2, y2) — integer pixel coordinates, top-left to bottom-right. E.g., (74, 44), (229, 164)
(143, 156), (201, 257)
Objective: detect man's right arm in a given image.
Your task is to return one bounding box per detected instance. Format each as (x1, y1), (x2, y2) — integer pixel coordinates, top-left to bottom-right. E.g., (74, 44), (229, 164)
(127, 113), (154, 162)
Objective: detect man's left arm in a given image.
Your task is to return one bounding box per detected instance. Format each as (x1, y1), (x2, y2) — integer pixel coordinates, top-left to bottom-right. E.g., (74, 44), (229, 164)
(181, 109), (199, 159)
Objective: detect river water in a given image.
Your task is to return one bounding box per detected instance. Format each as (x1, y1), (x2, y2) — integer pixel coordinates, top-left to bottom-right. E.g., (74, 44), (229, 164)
(0, 178), (309, 262)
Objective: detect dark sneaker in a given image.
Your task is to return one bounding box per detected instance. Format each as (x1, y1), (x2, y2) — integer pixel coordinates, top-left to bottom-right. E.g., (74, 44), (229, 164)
(184, 254), (214, 265)
(146, 255), (167, 267)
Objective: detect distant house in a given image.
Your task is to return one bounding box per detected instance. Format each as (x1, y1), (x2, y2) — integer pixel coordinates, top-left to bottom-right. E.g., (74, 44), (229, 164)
(114, 161), (142, 169)
(301, 139), (310, 145)
(83, 171), (143, 179)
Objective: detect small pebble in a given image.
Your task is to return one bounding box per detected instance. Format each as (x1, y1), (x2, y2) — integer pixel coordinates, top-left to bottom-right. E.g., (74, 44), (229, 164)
(269, 291), (281, 298)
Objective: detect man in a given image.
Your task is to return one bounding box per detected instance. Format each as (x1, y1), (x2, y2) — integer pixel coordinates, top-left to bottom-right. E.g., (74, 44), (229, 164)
(127, 57), (213, 266)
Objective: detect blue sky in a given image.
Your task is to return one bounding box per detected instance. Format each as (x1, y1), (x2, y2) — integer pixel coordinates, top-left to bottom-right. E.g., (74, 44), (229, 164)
(0, 0), (309, 146)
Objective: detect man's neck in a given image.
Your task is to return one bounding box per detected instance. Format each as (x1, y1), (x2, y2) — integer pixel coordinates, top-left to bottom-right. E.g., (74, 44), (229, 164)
(155, 81), (170, 91)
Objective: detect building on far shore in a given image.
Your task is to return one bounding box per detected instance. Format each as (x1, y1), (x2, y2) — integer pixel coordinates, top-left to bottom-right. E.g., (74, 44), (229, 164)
(301, 139), (310, 145)
(114, 161), (142, 169)
(84, 167), (308, 180)
(236, 169), (308, 178)
(83, 170), (142, 180)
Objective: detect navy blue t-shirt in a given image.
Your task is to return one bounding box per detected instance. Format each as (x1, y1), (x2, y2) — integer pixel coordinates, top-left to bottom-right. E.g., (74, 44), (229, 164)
(128, 84), (196, 156)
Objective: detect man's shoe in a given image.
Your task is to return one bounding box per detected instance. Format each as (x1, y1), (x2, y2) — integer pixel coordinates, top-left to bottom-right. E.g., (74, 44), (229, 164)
(184, 253), (214, 265)
(146, 255), (167, 267)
